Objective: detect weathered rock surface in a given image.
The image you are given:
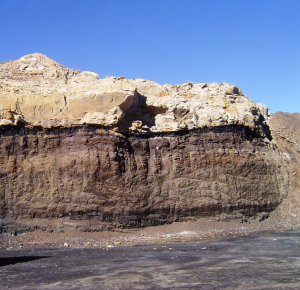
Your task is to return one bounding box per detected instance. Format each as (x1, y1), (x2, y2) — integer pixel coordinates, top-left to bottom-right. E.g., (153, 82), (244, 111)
(0, 53), (298, 234)
(0, 125), (288, 227)
(268, 112), (300, 224)
(0, 53), (269, 136)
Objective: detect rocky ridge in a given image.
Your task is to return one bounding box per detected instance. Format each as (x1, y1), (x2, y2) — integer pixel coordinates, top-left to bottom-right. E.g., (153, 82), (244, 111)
(0, 53), (269, 137)
(0, 53), (298, 235)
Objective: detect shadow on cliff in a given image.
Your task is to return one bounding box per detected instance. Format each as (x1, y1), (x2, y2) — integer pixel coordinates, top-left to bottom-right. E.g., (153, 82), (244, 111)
(117, 91), (167, 131)
(251, 107), (273, 141)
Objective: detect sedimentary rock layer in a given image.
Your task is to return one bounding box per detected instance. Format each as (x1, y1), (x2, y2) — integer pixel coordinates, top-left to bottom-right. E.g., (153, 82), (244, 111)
(0, 53), (296, 231)
(0, 125), (288, 227)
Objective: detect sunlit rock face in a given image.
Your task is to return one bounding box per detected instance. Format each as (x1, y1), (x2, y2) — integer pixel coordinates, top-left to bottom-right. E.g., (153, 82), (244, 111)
(0, 53), (294, 230)
(0, 53), (269, 134)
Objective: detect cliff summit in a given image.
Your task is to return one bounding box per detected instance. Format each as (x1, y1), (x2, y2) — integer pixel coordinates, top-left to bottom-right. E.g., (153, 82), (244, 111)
(1, 53), (269, 137)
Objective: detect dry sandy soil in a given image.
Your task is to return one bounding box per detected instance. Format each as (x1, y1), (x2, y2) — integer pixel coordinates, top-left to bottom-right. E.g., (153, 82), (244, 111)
(1, 209), (298, 250)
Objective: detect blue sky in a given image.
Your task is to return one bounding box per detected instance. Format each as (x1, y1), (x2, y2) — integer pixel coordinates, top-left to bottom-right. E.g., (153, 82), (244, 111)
(1, 0), (299, 113)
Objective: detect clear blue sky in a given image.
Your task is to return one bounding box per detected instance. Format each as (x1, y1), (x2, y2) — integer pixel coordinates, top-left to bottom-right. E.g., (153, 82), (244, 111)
(1, 0), (299, 113)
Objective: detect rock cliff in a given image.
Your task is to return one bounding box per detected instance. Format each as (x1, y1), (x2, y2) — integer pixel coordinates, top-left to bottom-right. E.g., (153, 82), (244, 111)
(0, 53), (269, 136)
(0, 53), (298, 233)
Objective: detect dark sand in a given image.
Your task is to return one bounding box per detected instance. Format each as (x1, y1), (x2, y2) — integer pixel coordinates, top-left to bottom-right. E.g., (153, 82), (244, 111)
(1, 227), (300, 289)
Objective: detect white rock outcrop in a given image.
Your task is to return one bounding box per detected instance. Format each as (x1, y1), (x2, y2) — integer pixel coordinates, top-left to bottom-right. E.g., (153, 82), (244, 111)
(0, 53), (269, 135)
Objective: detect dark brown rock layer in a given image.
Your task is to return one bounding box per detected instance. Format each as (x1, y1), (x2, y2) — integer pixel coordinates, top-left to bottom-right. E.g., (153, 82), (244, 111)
(0, 124), (288, 229)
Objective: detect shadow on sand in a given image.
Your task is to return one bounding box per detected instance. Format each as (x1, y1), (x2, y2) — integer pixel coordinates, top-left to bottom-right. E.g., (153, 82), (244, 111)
(0, 256), (51, 267)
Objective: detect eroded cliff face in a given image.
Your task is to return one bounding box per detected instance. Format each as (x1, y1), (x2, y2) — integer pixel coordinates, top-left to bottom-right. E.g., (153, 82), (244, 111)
(268, 112), (300, 225)
(0, 125), (288, 227)
(0, 54), (295, 232)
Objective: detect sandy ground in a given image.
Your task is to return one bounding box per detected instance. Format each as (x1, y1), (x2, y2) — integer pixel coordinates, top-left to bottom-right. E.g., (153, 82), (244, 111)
(2, 229), (300, 290)
(1, 210), (298, 250)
